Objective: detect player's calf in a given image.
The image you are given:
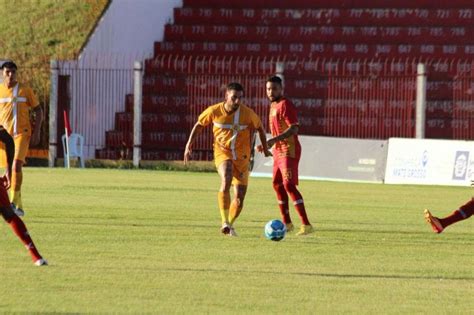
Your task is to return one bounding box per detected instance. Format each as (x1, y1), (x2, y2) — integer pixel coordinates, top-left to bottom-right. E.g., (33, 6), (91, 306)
(1, 206), (47, 266)
(0, 204), (16, 222)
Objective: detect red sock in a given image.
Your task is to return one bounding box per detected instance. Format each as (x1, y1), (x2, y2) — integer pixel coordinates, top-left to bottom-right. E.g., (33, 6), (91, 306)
(439, 199), (474, 228)
(273, 183), (291, 224)
(284, 182), (310, 225)
(9, 215), (42, 262)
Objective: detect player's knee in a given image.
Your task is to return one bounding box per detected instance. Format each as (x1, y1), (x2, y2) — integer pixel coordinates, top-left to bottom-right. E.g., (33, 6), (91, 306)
(272, 182), (283, 191)
(0, 206), (15, 222)
(220, 180), (232, 191)
(283, 182), (298, 194)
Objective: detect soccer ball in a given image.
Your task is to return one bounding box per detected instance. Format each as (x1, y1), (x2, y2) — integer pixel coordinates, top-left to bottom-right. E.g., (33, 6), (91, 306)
(264, 219), (286, 241)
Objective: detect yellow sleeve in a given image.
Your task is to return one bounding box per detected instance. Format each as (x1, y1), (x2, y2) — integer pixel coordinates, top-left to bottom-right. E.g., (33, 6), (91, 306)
(197, 106), (214, 127)
(249, 110), (262, 130)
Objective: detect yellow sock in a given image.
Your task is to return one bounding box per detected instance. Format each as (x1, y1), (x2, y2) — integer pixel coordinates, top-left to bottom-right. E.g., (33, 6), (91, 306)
(10, 171), (23, 208)
(218, 191), (230, 224)
(229, 200), (243, 225)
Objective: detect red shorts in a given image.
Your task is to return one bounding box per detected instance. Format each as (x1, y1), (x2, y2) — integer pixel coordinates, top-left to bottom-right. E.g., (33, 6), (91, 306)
(272, 156), (300, 186)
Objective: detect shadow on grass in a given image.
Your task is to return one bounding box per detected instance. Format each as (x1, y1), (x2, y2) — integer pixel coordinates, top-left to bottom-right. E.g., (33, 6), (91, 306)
(161, 267), (474, 281)
(28, 218), (474, 240)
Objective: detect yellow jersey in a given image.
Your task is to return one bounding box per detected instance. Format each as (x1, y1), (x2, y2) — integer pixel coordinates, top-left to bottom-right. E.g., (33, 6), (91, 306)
(0, 83), (39, 137)
(198, 102), (262, 163)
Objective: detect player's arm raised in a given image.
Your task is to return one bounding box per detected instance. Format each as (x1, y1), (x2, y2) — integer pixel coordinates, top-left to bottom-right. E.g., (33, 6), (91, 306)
(184, 122), (204, 165)
(267, 124), (299, 148)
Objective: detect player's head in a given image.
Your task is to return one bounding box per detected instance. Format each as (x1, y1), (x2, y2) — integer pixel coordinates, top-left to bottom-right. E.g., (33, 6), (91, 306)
(266, 76), (283, 102)
(1, 60), (18, 87)
(225, 82), (244, 110)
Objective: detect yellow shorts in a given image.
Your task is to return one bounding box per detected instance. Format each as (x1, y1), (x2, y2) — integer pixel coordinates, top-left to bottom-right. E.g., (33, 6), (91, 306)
(0, 134), (31, 166)
(14, 134), (31, 163)
(215, 157), (250, 186)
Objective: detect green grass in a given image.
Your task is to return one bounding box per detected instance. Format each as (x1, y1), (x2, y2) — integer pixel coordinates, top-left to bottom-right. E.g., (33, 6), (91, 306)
(0, 168), (472, 313)
(0, 0), (109, 65)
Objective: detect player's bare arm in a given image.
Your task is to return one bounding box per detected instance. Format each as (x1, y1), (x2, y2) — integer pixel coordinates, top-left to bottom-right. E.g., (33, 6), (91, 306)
(30, 106), (43, 146)
(184, 123), (204, 165)
(256, 126), (272, 157)
(267, 124), (299, 148)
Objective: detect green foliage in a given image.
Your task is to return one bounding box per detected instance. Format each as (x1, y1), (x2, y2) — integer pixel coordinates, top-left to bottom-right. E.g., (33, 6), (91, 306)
(0, 0), (109, 66)
(0, 0), (109, 147)
(0, 168), (472, 313)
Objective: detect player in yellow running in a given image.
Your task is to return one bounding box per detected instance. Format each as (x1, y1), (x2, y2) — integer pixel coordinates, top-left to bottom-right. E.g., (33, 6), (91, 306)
(184, 82), (271, 236)
(0, 61), (43, 216)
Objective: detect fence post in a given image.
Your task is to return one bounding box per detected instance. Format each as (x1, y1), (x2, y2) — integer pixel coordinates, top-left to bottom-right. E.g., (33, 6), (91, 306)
(276, 62), (285, 85)
(48, 60), (59, 167)
(133, 61), (143, 167)
(416, 63), (427, 138)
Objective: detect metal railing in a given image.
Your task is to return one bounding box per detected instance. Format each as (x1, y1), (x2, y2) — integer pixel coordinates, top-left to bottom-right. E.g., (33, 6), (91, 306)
(52, 60), (134, 161)
(49, 55), (474, 163)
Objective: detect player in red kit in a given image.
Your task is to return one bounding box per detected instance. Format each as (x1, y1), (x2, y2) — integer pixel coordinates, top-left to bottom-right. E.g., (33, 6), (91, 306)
(260, 76), (313, 235)
(0, 128), (47, 266)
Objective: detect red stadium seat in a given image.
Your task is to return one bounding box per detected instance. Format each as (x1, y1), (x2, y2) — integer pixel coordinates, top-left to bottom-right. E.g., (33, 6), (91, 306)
(155, 41), (474, 60)
(182, 0), (474, 9)
(174, 8), (474, 27)
(164, 24), (474, 45)
(100, 1), (474, 160)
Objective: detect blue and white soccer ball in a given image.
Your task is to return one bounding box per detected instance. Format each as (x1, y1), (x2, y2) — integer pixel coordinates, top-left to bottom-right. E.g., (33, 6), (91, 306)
(264, 219), (286, 241)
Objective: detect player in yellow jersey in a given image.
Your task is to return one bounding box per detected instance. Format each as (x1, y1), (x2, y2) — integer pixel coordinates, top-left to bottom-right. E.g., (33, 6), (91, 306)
(0, 61), (43, 216)
(184, 82), (271, 236)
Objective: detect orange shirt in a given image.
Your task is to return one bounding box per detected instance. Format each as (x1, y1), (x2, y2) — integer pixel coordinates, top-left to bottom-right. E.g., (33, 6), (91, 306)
(0, 83), (39, 136)
(269, 97), (300, 159)
(198, 102), (262, 162)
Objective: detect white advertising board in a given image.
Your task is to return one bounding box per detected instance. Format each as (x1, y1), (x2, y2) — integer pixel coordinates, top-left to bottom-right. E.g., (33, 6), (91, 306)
(385, 138), (474, 186)
(252, 135), (388, 183)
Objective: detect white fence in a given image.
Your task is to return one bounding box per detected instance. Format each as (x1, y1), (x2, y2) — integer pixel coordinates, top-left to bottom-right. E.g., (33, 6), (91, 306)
(49, 60), (138, 164)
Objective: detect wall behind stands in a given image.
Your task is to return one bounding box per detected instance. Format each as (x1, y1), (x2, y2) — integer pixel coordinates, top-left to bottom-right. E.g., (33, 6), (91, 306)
(79, 0), (182, 68)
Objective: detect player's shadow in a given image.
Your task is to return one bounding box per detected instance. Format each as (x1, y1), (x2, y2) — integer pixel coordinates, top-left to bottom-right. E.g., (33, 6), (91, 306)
(162, 267), (474, 281)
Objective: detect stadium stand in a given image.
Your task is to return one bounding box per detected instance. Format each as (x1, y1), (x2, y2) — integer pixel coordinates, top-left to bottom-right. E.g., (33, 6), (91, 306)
(96, 0), (474, 160)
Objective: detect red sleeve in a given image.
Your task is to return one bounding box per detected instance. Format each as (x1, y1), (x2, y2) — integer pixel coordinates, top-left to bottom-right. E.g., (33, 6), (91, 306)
(281, 99), (299, 126)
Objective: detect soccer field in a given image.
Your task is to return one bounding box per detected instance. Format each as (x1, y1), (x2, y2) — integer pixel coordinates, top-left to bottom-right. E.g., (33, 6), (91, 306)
(0, 168), (472, 313)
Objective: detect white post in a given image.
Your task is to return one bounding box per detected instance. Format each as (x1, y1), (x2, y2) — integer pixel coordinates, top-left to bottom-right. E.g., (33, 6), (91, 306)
(276, 62), (285, 86)
(133, 61), (143, 167)
(65, 132), (70, 169)
(416, 63), (427, 139)
(48, 60), (58, 167)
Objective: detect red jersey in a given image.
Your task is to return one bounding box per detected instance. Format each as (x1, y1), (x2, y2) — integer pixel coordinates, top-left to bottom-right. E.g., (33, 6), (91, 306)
(269, 97), (301, 159)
